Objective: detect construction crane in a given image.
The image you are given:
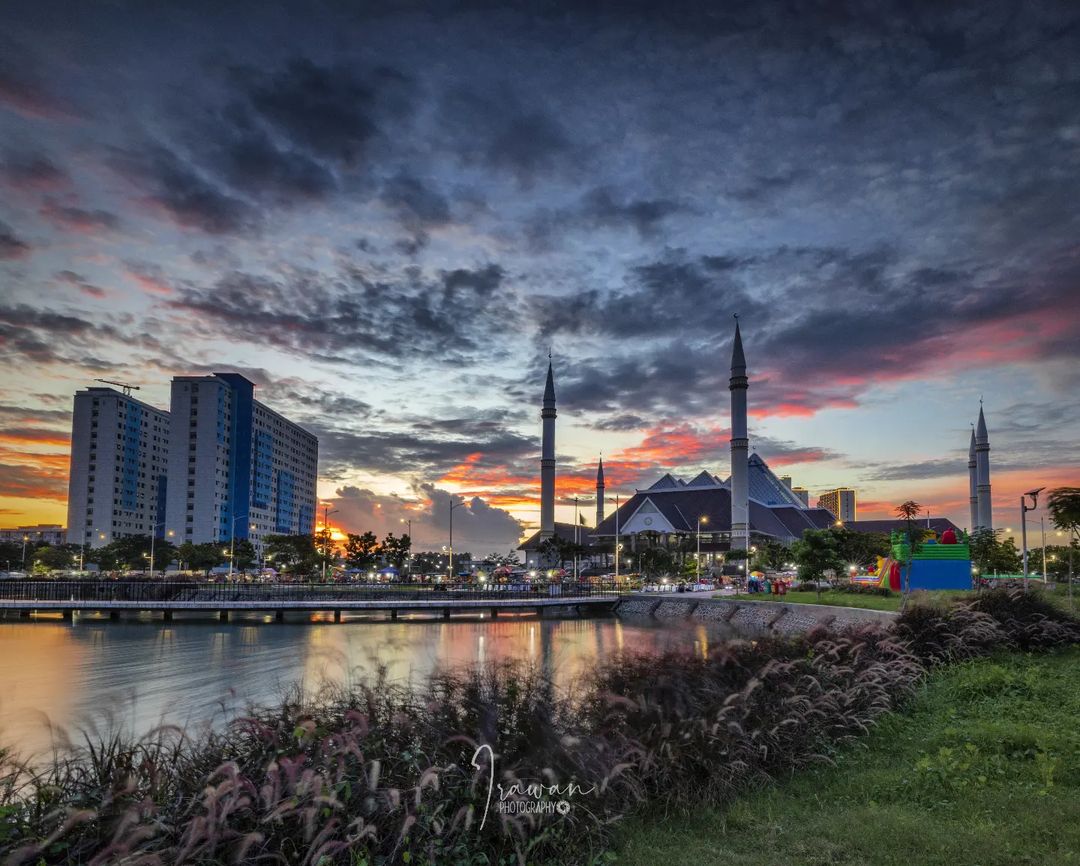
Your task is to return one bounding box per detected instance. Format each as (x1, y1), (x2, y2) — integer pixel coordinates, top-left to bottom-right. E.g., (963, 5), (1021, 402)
(94, 378), (140, 396)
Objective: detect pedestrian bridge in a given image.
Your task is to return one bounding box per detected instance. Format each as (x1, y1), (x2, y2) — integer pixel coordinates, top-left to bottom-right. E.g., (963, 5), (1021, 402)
(0, 580), (623, 622)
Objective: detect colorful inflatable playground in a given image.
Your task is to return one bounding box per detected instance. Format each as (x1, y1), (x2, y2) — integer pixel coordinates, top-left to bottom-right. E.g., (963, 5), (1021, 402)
(855, 528), (973, 591)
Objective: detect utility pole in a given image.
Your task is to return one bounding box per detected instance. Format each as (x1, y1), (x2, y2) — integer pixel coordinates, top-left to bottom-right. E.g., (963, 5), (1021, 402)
(321, 506), (338, 582)
(697, 515), (708, 580)
(614, 494), (621, 583)
(448, 499), (462, 579)
(574, 496), (579, 580)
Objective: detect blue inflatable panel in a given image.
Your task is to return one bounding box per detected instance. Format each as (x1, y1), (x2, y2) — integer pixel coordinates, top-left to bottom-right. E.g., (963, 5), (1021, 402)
(905, 559), (972, 591)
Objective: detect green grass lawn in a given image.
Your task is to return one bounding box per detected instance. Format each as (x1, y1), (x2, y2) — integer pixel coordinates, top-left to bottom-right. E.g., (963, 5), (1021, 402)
(726, 590), (906, 611)
(617, 647), (1080, 866)
(724, 589), (987, 612)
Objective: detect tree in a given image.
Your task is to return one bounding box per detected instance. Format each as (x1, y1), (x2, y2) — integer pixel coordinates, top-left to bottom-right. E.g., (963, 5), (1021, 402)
(232, 539), (257, 571)
(265, 534), (321, 576)
(381, 532), (411, 570)
(177, 541), (226, 576)
(149, 539), (178, 573)
(0, 541), (23, 568)
(344, 531), (381, 570)
(1048, 487), (1080, 592)
(639, 546), (676, 578)
(1048, 488), (1080, 541)
(537, 536), (586, 571)
(750, 539), (791, 571)
(969, 529), (1022, 575)
(33, 544), (75, 572)
(791, 529), (845, 583)
(894, 501), (926, 599)
(831, 529), (890, 570)
(113, 535), (153, 570)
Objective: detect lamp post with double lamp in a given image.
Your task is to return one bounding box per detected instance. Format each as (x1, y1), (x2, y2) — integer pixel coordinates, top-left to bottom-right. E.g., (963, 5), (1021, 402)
(696, 515), (708, 580)
(228, 514), (257, 582)
(448, 499), (463, 578)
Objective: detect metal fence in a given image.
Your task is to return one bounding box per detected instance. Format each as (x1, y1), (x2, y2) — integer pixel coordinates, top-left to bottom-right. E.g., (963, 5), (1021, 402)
(0, 580), (627, 604)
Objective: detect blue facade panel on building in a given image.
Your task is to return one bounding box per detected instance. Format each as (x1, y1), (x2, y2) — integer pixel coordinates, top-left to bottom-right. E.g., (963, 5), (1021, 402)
(252, 429), (274, 509)
(121, 403), (142, 511)
(155, 474), (167, 537)
(276, 470), (295, 533)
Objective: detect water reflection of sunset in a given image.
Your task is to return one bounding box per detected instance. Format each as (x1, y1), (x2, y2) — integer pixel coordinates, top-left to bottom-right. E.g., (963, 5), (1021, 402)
(1, 615), (740, 760)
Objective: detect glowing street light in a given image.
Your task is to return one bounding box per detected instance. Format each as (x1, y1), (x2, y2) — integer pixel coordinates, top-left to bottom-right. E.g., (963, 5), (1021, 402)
(696, 515), (709, 580)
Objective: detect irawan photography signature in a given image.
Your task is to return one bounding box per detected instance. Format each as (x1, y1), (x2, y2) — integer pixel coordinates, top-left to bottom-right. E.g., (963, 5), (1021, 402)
(471, 744), (598, 830)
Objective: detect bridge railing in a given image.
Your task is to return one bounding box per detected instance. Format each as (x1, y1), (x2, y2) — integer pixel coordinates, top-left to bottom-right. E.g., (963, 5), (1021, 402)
(0, 580), (627, 603)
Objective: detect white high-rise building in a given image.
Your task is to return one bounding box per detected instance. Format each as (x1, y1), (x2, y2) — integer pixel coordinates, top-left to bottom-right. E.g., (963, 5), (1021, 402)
(164, 373), (318, 554)
(817, 488), (857, 523)
(66, 387), (171, 547)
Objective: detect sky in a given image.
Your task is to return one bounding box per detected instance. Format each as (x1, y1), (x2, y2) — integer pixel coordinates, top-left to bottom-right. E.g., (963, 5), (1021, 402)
(1, 0), (1079, 555)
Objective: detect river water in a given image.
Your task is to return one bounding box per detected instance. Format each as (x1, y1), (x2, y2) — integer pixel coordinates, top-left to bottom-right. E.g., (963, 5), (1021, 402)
(0, 611), (737, 758)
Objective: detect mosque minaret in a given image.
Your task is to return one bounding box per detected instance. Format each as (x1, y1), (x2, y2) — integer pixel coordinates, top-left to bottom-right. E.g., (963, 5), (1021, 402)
(539, 359), (557, 539)
(967, 427), (978, 532)
(974, 404), (993, 532)
(729, 319), (749, 551)
(595, 457), (605, 529)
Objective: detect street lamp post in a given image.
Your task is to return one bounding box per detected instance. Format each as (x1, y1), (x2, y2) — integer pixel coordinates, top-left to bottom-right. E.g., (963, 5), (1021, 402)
(448, 499), (462, 578)
(148, 523), (175, 577)
(614, 494), (621, 583)
(574, 496), (580, 580)
(229, 514), (257, 582)
(400, 518), (413, 581)
(1021, 487), (1045, 586)
(696, 515), (708, 580)
(21, 534), (29, 569)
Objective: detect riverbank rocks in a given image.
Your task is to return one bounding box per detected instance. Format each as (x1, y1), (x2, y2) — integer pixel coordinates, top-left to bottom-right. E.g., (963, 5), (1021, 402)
(653, 600), (699, 620)
(614, 595), (896, 635)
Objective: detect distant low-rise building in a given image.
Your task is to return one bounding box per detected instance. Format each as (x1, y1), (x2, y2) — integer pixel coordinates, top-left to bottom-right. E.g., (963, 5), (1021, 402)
(843, 517), (961, 537)
(0, 524), (66, 546)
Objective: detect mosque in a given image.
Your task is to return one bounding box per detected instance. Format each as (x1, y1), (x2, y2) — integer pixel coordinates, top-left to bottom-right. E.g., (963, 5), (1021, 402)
(520, 320), (995, 567)
(519, 321), (840, 567)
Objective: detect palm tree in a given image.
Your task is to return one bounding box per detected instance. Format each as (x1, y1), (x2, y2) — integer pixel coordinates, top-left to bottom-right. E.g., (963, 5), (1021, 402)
(895, 500), (923, 605)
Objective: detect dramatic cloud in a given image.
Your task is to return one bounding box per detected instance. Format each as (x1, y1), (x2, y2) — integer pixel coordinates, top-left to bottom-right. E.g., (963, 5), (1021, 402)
(166, 262), (516, 365)
(55, 270), (107, 298)
(0, 220), (30, 260)
(113, 145), (260, 235)
(39, 200), (120, 233)
(0, 153), (69, 192)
